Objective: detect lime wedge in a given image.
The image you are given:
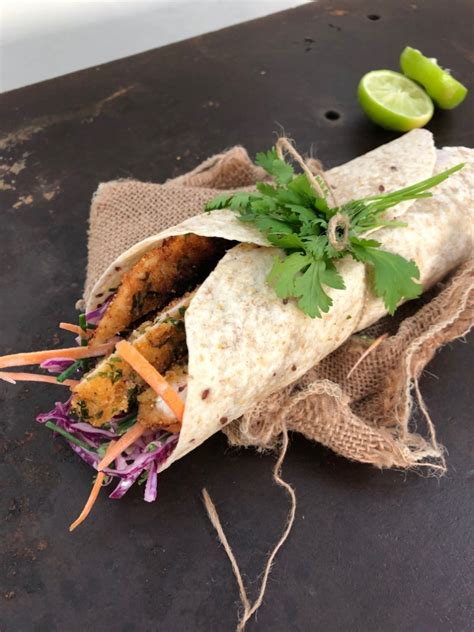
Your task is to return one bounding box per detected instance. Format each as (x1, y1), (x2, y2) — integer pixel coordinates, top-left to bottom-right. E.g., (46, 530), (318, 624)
(400, 46), (468, 109)
(358, 70), (434, 132)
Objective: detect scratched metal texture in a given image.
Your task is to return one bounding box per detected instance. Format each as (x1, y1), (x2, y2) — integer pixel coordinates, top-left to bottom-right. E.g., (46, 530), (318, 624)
(1, 1), (473, 631)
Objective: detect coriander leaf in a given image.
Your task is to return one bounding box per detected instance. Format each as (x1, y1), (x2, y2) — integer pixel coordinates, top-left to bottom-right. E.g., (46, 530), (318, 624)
(205, 193), (233, 211)
(251, 196), (278, 214)
(256, 182), (279, 197)
(230, 192), (253, 210)
(350, 243), (421, 314)
(255, 148), (278, 172)
(284, 204), (317, 223)
(267, 233), (306, 250)
(314, 197), (330, 215)
(350, 236), (381, 249)
(299, 216), (327, 238)
(272, 160), (295, 184)
(294, 259), (345, 318)
(272, 188), (302, 206)
(287, 174), (317, 203)
(302, 235), (328, 259)
(253, 216), (294, 234)
(254, 215), (306, 248)
(255, 148), (294, 184)
(267, 252), (311, 299)
(321, 261), (346, 291)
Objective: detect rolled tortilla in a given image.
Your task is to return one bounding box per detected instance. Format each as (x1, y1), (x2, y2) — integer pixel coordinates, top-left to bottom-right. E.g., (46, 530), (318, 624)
(88, 133), (473, 472)
(88, 129), (436, 307)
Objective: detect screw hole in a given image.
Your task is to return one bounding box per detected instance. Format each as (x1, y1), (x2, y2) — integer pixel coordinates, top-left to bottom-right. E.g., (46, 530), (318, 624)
(325, 110), (340, 121)
(367, 14), (380, 20)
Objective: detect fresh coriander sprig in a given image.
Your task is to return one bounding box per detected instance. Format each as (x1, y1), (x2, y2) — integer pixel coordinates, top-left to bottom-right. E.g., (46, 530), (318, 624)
(205, 145), (463, 318)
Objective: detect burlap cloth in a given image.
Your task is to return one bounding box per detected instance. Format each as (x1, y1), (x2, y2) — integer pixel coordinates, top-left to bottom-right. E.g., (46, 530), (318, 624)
(85, 147), (473, 472)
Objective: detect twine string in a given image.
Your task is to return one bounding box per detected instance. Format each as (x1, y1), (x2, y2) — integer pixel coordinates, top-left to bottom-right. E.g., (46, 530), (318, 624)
(202, 427), (296, 632)
(275, 137), (350, 252)
(201, 489), (251, 615)
(413, 375), (446, 471)
(275, 137), (338, 205)
(327, 212), (351, 251)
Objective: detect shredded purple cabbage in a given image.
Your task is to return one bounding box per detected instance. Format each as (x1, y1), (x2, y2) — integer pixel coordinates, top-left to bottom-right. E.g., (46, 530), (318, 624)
(40, 358), (75, 374)
(36, 298), (179, 502)
(144, 461), (158, 503)
(37, 400), (178, 501)
(85, 296), (113, 326)
(37, 398), (73, 424)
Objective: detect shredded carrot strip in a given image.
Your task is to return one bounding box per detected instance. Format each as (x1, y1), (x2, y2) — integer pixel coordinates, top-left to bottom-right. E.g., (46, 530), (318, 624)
(0, 342), (114, 369)
(116, 339), (185, 422)
(59, 322), (91, 337)
(346, 333), (389, 379)
(69, 442), (117, 532)
(97, 421), (146, 471)
(0, 371), (79, 387)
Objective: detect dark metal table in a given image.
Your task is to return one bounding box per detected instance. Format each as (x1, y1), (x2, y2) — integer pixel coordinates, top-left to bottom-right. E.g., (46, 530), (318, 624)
(1, 2), (472, 630)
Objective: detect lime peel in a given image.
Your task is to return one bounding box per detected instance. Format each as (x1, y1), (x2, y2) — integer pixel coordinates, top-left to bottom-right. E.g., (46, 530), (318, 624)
(400, 46), (468, 110)
(358, 70), (434, 132)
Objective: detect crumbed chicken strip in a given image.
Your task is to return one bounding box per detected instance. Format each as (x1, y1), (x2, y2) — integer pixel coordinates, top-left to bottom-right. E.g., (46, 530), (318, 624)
(71, 322), (185, 426)
(71, 293), (193, 426)
(93, 235), (226, 344)
(137, 364), (188, 432)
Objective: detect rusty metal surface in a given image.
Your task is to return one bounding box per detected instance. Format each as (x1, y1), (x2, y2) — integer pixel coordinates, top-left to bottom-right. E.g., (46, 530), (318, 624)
(1, 1), (473, 630)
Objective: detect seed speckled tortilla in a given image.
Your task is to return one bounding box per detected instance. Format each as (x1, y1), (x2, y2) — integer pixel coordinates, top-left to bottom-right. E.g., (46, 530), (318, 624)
(88, 129), (436, 313)
(163, 145), (472, 470)
(87, 133), (473, 472)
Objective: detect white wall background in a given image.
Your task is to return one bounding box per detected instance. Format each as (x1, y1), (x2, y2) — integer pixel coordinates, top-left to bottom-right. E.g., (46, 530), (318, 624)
(0, 0), (309, 93)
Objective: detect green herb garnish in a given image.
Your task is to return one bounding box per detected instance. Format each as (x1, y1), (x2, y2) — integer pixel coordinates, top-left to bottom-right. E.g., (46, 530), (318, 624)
(56, 359), (82, 383)
(78, 313), (87, 332)
(117, 415), (138, 435)
(97, 441), (112, 458)
(206, 145), (463, 317)
(92, 473), (112, 486)
(45, 420), (95, 452)
(138, 471), (149, 486)
(95, 365), (123, 385)
(76, 400), (90, 420)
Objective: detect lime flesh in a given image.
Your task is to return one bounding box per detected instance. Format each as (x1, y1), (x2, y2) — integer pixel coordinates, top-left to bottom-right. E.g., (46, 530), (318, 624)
(358, 70), (434, 132)
(400, 47), (468, 110)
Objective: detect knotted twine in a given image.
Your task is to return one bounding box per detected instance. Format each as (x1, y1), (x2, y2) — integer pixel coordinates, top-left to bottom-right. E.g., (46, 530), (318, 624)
(202, 428), (296, 632)
(84, 140), (474, 631)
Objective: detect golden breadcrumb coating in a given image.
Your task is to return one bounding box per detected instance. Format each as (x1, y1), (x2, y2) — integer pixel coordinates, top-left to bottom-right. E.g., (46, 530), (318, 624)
(93, 235), (225, 344)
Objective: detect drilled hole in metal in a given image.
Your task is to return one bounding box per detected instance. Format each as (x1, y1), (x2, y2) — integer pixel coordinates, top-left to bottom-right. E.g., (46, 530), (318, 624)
(367, 14), (381, 20)
(325, 110), (340, 121)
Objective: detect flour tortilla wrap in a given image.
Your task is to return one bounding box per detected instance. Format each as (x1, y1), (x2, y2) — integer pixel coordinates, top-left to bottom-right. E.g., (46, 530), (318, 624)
(87, 133), (473, 472)
(88, 130), (436, 307)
